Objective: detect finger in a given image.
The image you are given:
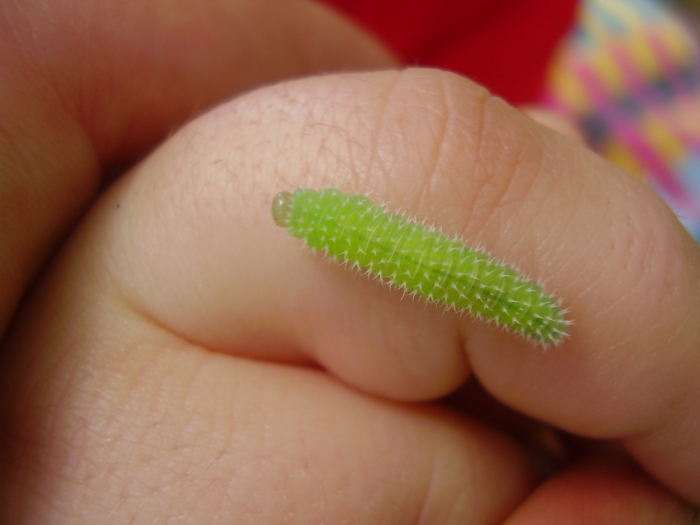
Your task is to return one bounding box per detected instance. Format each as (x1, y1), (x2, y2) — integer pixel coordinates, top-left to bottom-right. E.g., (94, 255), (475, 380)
(88, 69), (699, 501)
(460, 95), (700, 503)
(504, 460), (697, 525)
(101, 70), (475, 401)
(0, 246), (532, 522)
(0, 0), (395, 338)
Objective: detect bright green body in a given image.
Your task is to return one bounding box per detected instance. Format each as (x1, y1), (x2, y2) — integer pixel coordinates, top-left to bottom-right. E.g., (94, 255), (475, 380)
(275, 188), (567, 345)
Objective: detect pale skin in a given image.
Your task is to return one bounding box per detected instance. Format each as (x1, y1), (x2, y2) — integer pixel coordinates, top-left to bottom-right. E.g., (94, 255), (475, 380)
(1, 1), (699, 523)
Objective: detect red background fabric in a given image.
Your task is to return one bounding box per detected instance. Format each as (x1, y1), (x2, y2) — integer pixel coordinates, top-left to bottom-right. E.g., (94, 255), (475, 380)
(322, 0), (579, 103)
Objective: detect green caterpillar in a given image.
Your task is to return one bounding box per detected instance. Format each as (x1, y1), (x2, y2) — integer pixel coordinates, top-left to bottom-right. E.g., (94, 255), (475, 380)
(272, 188), (569, 346)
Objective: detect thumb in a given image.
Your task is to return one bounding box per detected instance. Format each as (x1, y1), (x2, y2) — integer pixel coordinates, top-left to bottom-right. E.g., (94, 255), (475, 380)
(0, 0), (395, 339)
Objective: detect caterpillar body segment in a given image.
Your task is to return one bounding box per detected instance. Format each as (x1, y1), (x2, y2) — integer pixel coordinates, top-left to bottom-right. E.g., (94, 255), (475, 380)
(272, 188), (569, 346)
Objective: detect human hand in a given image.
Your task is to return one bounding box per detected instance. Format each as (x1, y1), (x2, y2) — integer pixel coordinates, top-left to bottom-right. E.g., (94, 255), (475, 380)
(2, 2), (700, 524)
(4, 65), (699, 522)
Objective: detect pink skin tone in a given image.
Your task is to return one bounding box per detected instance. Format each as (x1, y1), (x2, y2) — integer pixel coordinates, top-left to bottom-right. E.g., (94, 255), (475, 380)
(0, 1), (699, 523)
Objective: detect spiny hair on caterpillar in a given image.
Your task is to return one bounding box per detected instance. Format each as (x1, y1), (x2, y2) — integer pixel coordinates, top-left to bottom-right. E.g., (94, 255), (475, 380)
(272, 188), (569, 346)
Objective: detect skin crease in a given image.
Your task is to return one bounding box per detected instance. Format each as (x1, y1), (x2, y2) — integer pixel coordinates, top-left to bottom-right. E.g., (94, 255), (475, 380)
(1, 1), (699, 524)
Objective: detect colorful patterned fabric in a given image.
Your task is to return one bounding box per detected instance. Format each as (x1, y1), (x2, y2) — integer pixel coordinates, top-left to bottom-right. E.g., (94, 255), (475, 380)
(544, 0), (700, 242)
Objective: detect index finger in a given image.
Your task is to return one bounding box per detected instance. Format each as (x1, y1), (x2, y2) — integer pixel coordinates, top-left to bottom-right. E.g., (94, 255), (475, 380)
(104, 68), (700, 503)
